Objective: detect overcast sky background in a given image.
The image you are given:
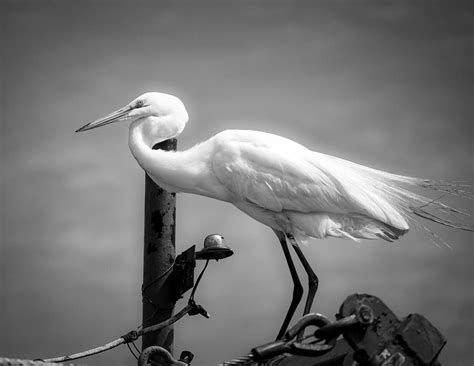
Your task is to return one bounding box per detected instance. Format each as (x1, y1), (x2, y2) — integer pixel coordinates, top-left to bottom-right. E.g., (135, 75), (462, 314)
(1, 1), (473, 365)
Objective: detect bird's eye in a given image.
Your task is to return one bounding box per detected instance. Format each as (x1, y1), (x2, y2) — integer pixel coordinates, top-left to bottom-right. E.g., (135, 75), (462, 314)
(135, 100), (144, 108)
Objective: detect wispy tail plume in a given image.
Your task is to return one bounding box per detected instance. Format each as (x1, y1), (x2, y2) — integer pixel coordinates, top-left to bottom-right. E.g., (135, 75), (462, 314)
(419, 179), (474, 200)
(388, 176), (474, 234)
(355, 166), (474, 235)
(411, 205), (473, 231)
(310, 152), (473, 244)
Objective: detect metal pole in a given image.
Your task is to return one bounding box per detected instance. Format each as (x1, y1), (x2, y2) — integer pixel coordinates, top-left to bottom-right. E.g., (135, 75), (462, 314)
(142, 139), (177, 362)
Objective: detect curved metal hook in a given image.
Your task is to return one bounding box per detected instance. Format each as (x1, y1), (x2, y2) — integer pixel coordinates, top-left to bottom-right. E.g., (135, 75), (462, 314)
(139, 346), (188, 366)
(284, 313), (332, 340)
(286, 313), (336, 356)
(252, 313), (337, 361)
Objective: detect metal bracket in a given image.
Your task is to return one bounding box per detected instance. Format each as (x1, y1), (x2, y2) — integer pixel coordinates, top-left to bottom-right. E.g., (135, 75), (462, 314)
(169, 235), (234, 301)
(170, 245), (196, 301)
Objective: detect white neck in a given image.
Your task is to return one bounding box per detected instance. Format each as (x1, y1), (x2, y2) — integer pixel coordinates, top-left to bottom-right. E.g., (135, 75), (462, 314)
(128, 120), (227, 200)
(128, 120), (180, 191)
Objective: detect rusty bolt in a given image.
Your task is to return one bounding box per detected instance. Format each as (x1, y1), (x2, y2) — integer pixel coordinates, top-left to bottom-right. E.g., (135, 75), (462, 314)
(357, 305), (375, 325)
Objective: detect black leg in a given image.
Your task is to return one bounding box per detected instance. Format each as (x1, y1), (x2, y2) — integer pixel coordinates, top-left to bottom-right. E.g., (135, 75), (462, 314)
(273, 230), (303, 340)
(287, 234), (319, 316)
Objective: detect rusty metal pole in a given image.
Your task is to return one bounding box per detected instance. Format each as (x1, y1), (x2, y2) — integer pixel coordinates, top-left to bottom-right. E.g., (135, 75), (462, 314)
(142, 139), (177, 361)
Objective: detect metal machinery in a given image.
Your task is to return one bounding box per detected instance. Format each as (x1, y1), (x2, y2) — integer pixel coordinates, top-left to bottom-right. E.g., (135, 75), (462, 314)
(137, 235), (446, 366)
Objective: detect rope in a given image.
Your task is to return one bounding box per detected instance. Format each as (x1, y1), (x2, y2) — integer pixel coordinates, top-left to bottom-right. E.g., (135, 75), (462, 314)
(40, 338), (126, 363)
(41, 303), (194, 363)
(40, 256), (212, 363)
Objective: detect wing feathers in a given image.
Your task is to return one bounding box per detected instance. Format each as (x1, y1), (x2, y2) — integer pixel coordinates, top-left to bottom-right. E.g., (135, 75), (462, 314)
(211, 130), (472, 240)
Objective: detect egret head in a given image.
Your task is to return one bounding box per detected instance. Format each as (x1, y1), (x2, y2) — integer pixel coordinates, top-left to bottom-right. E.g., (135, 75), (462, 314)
(76, 92), (189, 142)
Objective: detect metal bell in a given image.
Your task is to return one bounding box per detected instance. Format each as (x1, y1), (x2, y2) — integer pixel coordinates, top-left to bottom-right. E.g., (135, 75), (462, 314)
(196, 234), (234, 260)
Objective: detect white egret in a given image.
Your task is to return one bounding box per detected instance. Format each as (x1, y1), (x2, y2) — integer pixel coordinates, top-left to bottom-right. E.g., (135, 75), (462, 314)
(77, 92), (473, 339)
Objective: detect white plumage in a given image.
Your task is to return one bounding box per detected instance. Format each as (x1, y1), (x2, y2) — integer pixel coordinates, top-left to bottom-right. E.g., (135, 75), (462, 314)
(77, 92), (472, 337)
(76, 91), (474, 248)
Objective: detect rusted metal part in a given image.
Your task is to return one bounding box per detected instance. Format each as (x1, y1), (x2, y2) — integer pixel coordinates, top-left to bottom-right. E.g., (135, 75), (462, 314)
(395, 314), (445, 365)
(178, 351), (194, 364)
(339, 293), (399, 353)
(339, 293), (445, 365)
(224, 338), (352, 365)
(229, 293), (445, 365)
(138, 346), (192, 366)
(251, 313), (337, 362)
(142, 139), (177, 361)
(261, 339), (353, 366)
(309, 304), (374, 341)
(312, 314), (358, 340)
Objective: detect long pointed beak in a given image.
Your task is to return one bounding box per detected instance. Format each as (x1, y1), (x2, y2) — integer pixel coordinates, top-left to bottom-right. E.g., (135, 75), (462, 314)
(76, 105), (133, 133)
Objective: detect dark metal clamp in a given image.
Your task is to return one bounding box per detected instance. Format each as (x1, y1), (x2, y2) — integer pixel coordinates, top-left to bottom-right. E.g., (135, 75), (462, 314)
(251, 313), (337, 361)
(251, 304), (375, 362)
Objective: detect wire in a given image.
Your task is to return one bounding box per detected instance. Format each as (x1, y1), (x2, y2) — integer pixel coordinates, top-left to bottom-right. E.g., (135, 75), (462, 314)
(142, 260), (176, 299)
(41, 257), (211, 364)
(138, 303), (194, 337)
(132, 341), (141, 355)
(140, 260), (176, 323)
(41, 303), (194, 363)
(126, 342), (139, 361)
(189, 259), (209, 302)
(137, 307), (160, 331)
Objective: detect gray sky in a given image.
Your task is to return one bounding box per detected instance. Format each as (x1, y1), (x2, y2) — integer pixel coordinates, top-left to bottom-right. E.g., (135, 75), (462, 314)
(1, 1), (473, 365)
